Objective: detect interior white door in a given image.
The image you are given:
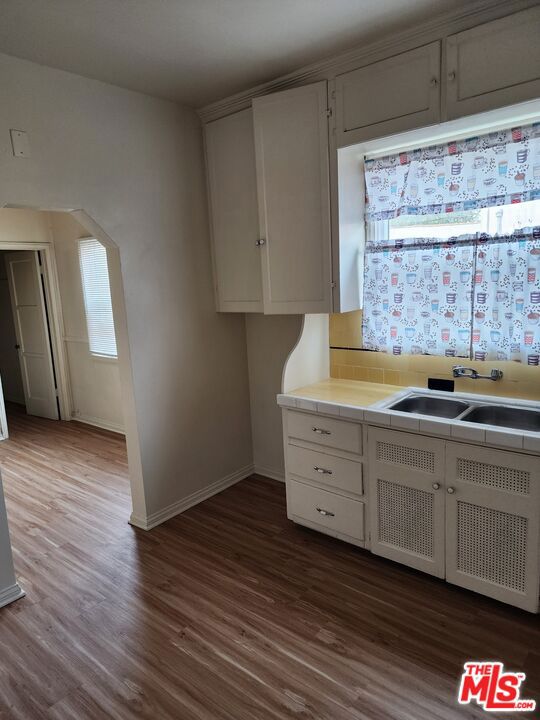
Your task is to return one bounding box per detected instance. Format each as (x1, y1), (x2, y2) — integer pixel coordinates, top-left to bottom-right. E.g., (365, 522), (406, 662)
(5, 252), (59, 420)
(253, 81), (332, 314)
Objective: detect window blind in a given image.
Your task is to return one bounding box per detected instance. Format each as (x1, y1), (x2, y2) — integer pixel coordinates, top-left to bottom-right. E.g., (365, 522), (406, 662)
(79, 238), (118, 358)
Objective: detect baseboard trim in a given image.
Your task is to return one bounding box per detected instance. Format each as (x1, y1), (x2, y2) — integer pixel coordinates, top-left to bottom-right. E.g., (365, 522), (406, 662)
(129, 463), (255, 531)
(253, 464), (285, 483)
(72, 413), (125, 435)
(0, 583), (25, 609)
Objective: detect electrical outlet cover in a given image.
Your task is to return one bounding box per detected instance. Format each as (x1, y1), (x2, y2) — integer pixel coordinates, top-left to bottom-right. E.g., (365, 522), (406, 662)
(10, 129), (31, 158)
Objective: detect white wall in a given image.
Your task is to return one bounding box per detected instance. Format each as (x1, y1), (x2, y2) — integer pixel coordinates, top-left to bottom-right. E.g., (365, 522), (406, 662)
(246, 314), (302, 480)
(0, 469), (24, 608)
(49, 211), (124, 432)
(0, 53), (253, 522)
(0, 251), (24, 404)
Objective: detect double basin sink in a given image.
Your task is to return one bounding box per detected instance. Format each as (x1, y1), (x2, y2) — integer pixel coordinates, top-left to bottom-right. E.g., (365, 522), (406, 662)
(389, 394), (540, 432)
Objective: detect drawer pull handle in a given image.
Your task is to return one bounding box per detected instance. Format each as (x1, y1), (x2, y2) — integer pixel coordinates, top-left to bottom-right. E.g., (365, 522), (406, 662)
(312, 427), (331, 435)
(314, 466), (332, 475)
(316, 507), (335, 517)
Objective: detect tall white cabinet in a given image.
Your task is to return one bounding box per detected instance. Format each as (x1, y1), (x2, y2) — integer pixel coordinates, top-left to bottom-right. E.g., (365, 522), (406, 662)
(253, 82), (332, 314)
(204, 109), (263, 312)
(205, 82), (333, 315)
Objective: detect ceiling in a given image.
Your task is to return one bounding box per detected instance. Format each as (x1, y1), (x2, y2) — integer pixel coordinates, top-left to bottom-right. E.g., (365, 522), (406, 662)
(0, 0), (474, 108)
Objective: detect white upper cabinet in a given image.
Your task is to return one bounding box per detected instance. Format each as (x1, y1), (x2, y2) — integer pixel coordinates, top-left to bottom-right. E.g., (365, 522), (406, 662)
(204, 109), (263, 312)
(253, 81), (332, 314)
(445, 6), (540, 120)
(335, 42), (441, 146)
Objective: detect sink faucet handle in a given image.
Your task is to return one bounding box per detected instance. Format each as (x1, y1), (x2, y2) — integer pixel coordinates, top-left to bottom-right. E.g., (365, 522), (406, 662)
(452, 365), (503, 381)
(452, 365), (476, 378)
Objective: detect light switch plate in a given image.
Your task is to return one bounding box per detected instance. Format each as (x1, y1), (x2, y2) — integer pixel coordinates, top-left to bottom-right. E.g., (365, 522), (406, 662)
(10, 129), (31, 158)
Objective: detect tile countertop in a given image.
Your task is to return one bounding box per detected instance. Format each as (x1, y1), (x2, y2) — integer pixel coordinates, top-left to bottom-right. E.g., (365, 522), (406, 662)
(279, 378), (401, 409)
(277, 378), (540, 454)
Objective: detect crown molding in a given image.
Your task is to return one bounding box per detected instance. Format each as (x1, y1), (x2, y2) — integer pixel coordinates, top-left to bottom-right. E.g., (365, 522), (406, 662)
(198, 0), (536, 123)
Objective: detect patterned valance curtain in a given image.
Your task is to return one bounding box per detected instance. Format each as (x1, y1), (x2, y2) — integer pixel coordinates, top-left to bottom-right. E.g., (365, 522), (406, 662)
(362, 123), (540, 365)
(365, 123), (540, 222)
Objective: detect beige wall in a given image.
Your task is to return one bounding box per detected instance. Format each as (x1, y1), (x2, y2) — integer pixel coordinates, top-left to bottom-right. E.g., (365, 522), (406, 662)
(0, 53), (253, 522)
(49, 211), (124, 432)
(246, 314), (302, 480)
(0, 251), (24, 404)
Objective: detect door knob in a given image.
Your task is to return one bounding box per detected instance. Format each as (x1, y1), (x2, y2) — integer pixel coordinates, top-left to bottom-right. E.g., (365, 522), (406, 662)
(432, 483), (440, 490)
(447, 487), (455, 494)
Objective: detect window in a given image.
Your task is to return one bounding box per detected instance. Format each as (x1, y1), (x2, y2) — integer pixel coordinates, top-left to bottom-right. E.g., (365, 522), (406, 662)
(362, 122), (540, 365)
(79, 238), (117, 358)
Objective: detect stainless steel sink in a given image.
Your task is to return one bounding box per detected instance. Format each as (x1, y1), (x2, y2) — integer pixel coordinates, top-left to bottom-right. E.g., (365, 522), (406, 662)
(460, 405), (540, 432)
(389, 395), (470, 419)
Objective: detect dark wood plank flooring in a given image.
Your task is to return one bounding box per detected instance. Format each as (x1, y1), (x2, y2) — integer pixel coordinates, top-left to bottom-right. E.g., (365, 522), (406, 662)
(0, 405), (538, 719)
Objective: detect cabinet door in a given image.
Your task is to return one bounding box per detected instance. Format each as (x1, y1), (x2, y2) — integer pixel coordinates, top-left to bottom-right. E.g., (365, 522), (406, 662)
(446, 7), (540, 120)
(445, 443), (540, 613)
(204, 109), (263, 312)
(253, 82), (332, 314)
(335, 42), (441, 145)
(368, 427), (446, 577)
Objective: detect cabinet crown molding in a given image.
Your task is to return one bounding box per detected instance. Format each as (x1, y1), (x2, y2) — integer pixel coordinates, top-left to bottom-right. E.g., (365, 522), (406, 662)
(198, 0), (535, 124)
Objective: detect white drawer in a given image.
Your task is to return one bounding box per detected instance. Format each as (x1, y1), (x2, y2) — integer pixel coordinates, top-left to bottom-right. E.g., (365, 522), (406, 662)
(287, 444), (363, 496)
(286, 410), (362, 454)
(287, 480), (365, 542)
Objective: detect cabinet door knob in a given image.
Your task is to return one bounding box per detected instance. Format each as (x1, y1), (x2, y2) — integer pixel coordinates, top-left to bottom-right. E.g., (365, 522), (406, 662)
(448, 71), (456, 82)
(447, 487), (455, 494)
(314, 466), (332, 475)
(312, 427), (331, 435)
(255, 238), (266, 246)
(430, 77), (438, 87)
(316, 507), (335, 517)
(432, 483), (440, 490)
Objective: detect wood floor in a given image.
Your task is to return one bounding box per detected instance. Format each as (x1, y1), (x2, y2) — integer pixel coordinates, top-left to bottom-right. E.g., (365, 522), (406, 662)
(0, 405), (539, 719)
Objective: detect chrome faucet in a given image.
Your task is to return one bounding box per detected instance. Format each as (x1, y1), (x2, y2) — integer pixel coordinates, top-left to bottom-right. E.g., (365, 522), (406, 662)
(452, 365), (503, 381)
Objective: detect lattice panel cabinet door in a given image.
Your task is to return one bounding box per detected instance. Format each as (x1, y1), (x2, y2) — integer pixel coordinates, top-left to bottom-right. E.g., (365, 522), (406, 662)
(445, 443), (540, 613)
(368, 428), (446, 578)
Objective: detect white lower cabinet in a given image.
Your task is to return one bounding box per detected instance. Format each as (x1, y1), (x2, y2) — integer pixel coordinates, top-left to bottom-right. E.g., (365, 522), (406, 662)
(368, 427), (540, 613)
(445, 443), (540, 613)
(367, 427), (446, 578)
(283, 409), (366, 547)
(288, 480), (365, 546)
(283, 409), (540, 612)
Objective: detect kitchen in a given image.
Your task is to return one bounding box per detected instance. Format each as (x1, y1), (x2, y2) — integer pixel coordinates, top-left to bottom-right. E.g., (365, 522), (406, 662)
(0, 1), (539, 717)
